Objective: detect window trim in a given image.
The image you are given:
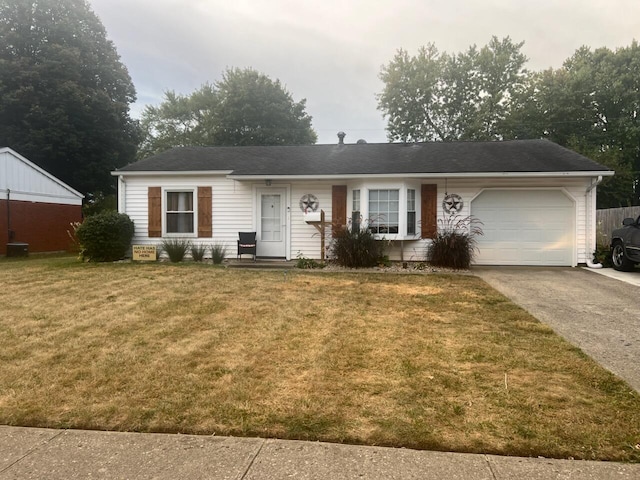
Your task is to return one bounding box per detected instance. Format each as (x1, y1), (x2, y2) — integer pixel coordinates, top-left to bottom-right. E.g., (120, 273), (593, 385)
(162, 187), (198, 237)
(349, 182), (422, 240)
(352, 189), (360, 213)
(368, 188), (400, 235)
(407, 188), (416, 236)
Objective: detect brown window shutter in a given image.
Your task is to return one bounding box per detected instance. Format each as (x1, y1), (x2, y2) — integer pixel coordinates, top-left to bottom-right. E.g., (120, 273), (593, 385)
(198, 186), (212, 238)
(421, 184), (437, 239)
(332, 185), (347, 234)
(148, 187), (162, 238)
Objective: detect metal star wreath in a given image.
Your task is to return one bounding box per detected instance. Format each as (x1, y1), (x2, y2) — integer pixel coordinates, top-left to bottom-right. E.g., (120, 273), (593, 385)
(443, 193), (463, 215)
(299, 193), (319, 213)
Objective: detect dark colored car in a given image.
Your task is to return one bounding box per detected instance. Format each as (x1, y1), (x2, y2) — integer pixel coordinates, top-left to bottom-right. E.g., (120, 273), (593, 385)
(610, 216), (640, 271)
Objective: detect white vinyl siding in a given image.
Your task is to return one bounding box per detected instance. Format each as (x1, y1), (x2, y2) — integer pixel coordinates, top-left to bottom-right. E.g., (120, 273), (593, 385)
(122, 175), (253, 254)
(0, 149), (83, 205)
(291, 182), (334, 259)
(118, 175), (593, 265)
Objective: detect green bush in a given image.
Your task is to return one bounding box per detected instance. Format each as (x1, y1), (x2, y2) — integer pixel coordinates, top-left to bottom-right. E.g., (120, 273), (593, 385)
(593, 243), (613, 268)
(210, 243), (227, 264)
(191, 243), (207, 262)
(75, 211), (135, 262)
(331, 224), (383, 268)
(82, 192), (117, 217)
(428, 215), (483, 270)
(296, 252), (325, 269)
(161, 238), (191, 262)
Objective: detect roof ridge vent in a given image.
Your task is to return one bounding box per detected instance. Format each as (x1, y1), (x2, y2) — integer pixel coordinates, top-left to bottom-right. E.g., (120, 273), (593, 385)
(337, 131), (346, 145)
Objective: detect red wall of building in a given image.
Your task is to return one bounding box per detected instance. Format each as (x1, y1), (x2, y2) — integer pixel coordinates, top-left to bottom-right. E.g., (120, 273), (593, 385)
(0, 200), (83, 255)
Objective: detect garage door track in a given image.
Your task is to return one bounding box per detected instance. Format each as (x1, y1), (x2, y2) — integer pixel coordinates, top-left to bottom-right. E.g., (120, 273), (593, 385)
(474, 267), (640, 392)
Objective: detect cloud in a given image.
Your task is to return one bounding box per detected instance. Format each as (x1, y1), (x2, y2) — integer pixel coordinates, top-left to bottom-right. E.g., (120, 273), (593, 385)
(91, 0), (639, 144)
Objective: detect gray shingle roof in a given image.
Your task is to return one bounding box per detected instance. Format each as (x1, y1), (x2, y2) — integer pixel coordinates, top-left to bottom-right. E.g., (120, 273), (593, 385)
(116, 140), (612, 176)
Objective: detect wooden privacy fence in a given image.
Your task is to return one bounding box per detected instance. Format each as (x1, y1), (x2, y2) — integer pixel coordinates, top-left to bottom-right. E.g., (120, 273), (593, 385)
(596, 206), (640, 245)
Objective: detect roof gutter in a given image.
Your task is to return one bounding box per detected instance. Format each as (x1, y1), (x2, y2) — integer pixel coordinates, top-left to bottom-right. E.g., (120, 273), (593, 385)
(586, 175), (603, 193)
(226, 171), (615, 181)
(112, 170), (614, 180)
(110, 170), (234, 177)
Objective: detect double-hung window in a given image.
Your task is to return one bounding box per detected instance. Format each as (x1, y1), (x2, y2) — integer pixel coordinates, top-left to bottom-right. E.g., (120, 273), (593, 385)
(407, 189), (416, 235)
(166, 191), (194, 234)
(352, 189), (360, 213)
(369, 189), (399, 234)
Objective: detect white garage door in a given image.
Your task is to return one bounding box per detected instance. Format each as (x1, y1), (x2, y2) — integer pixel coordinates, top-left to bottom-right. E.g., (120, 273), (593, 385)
(470, 190), (574, 266)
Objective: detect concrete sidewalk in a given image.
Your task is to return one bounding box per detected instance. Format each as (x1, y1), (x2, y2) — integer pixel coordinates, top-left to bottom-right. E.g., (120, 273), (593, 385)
(1, 426), (639, 479)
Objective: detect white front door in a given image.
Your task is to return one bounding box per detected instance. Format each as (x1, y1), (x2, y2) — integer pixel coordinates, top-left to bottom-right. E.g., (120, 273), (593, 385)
(257, 188), (287, 258)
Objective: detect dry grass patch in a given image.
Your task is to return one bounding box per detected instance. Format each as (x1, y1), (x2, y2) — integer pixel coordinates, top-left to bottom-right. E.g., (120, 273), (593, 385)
(0, 256), (639, 461)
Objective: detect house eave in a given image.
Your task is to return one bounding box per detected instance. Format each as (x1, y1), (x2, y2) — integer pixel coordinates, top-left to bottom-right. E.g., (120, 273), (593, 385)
(111, 170), (234, 177)
(112, 169), (614, 180)
(1, 147), (85, 199)
(226, 171), (615, 180)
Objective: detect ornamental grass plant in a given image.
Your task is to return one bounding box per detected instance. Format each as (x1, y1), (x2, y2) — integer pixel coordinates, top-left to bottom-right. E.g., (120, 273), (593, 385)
(160, 238), (191, 262)
(190, 243), (207, 262)
(330, 223), (384, 268)
(428, 215), (483, 270)
(210, 243), (227, 264)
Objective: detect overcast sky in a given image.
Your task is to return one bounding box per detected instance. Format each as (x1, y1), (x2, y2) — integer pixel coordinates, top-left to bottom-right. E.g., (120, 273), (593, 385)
(90, 0), (639, 145)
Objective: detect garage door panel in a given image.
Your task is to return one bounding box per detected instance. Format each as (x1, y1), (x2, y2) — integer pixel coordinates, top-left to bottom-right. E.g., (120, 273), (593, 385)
(471, 190), (574, 266)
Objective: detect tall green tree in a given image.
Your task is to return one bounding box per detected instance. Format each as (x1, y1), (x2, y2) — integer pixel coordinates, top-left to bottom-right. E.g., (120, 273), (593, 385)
(138, 84), (218, 159)
(0, 0), (138, 195)
(139, 67), (317, 157)
(213, 67), (317, 146)
(377, 36), (528, 142)
(506, 42), (640, 207)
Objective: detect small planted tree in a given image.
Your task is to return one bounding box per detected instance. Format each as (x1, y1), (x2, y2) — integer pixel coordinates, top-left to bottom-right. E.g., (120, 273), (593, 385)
(428, 215), (483, 270)
(75, 212), (134, 262)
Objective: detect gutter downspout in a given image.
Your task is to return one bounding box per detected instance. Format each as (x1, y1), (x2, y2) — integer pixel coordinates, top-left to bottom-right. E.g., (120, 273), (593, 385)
(585, 176), (603, 268)
(6, 188), (11, 244)
(117, 176), (126, 213)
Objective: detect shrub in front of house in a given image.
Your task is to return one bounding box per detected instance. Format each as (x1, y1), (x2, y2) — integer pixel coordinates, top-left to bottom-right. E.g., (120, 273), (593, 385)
(75, 211), (135, 262)
(428, 215), (483, 270)
(190, 243), (207, 262)
(295, 252), (325, 269)
(161, 238), (191, 262)
(593, 243), (613, 268)
(331, 224), (384, 268)
(210, 243), (227, 264)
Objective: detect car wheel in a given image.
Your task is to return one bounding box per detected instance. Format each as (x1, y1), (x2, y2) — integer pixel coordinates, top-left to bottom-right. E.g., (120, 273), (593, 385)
(612, 242), (635, 272)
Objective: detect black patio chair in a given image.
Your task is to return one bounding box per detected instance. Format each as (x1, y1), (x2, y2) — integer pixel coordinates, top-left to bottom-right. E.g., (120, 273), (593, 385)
(237, 232), (257, 261)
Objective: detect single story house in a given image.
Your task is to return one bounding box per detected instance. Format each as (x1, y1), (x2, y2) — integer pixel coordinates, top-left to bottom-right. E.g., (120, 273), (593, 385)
(112, 138), (613, 266)
(0, 147), (84, 256)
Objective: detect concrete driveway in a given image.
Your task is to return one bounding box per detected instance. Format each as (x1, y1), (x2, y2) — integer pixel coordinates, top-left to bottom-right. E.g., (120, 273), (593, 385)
(587, 267), (640, 287)
(473, 267), (640, 392)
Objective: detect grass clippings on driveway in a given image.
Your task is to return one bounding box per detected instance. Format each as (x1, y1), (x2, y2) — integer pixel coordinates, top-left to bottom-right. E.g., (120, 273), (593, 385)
(1, 256), (639, 462)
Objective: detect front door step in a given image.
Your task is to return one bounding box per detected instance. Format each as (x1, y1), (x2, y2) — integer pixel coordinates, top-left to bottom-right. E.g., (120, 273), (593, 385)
(226, 259), (296, 270)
